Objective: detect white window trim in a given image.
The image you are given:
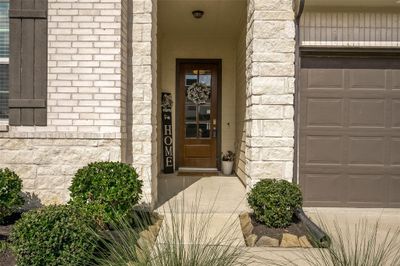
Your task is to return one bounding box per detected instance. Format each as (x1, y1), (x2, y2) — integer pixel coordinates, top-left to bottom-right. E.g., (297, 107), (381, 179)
(0, 1), (9, 124)
(0, 56), (8, 123)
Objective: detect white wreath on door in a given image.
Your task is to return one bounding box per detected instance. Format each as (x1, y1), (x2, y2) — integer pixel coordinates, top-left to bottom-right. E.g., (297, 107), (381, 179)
(187, 82), (211, 105)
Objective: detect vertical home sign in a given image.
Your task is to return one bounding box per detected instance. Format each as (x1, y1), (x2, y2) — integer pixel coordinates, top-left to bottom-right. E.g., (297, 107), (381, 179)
(161, 92), (174, 173)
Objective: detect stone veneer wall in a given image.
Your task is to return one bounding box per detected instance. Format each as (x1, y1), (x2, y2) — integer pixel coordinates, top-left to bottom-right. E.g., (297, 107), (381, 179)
(0, 139), (120, 206)
(0, 0), (125, 205)
(245, 0), (296, 188)
(130, 0), (158, 204)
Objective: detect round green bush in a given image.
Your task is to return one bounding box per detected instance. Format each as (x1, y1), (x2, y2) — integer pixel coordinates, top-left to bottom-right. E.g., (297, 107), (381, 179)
(69, 161), (143, 224)
(10, 205), (97, 266)
(0, 168), (24, 223)
(247, 179), (303, 228)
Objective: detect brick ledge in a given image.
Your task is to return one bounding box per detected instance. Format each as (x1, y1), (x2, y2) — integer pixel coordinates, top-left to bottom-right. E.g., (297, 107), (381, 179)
(0, 131), (122, 139)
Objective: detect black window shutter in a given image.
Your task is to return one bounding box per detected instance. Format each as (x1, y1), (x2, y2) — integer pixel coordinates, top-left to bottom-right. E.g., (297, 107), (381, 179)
(9, 0), (47, 126)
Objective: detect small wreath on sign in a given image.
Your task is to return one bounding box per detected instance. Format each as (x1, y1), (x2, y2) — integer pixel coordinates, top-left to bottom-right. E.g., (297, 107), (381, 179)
(187, 82), (211, 105)
(161, 93), (173, 112)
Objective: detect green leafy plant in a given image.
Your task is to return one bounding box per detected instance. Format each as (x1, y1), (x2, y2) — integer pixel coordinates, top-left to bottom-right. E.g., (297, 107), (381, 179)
(222, 151), (235, 161)
(0, 241), (9, 253)
(69, 161), (143, 224)
(247, 179), (303, 228)
(90, 194), (258, 266)
(10, 204), (97, 266)
(0, 168), (24, 223)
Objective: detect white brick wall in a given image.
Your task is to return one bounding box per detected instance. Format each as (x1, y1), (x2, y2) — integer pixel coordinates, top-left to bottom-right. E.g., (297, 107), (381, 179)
(0, 0), (124, 137)
(47, 0), (122, 135)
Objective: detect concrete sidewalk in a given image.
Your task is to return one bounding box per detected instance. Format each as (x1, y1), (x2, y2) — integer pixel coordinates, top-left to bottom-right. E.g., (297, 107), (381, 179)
(156, 174), (247, 247)
(156, 174), (400, 265)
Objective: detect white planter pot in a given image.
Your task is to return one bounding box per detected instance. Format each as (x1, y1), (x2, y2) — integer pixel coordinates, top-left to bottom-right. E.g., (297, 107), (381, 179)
(221, 161), (234, 175)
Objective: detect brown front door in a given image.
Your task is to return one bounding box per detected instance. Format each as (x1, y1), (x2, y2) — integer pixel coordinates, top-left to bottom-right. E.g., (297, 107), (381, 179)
(177, 61), (219, 169)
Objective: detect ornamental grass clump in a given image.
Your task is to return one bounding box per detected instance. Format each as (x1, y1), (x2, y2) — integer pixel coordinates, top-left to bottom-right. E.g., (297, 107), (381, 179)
(90, 194), (257, 266)
(10, 204), (97, 266)
(272, 219), (400, 266)
(307, 219), (400, 266)
(69, 161), (143, 225)
(0, 168), (24, 223)
(247, 179), (303, 228)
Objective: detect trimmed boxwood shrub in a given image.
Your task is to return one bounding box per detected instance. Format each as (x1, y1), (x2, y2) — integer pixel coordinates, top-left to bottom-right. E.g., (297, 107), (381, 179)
(0, 168), (24, 223)
(247, 179), (303, 228)
(69, 161), (143, 224)
(10, 205), (97, 266)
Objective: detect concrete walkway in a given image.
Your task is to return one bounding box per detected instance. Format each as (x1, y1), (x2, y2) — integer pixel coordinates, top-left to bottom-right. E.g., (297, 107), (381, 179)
(156, 174), (400, 265)
(156, 174), (247, 246)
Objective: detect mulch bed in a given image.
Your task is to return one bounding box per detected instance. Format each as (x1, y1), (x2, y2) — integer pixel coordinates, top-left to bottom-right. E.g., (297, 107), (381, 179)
(0, 213), (20, 266)
(251, 213), (307, 239)
(0, 249), (16, 266)
(239, 212), (315, 248)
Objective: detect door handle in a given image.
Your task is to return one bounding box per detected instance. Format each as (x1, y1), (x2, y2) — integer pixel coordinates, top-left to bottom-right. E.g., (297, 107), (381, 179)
(212, 119), (217, 138)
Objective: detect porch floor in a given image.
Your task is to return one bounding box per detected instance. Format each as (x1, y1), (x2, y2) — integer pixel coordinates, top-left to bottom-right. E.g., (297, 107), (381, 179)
(156, 173), (248, 213)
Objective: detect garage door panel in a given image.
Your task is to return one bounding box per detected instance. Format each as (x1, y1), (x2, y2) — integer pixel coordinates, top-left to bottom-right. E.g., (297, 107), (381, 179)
(300, 56), (398, 207)
(391, 138), (400, 166)
(348, 137), (385, 165)
(306, 99), (343, 127)
(388, 176), (400, 205)
(349, 69), (386, 90)
(305, 136), (342, 165)
(349, 99), (385, 128)
(307, 69), (343, 89)
(392, 100), (400, 127)
(347, 175), (386, 204)
(301, 174), (345, 204)
(392, 70), (400, 90)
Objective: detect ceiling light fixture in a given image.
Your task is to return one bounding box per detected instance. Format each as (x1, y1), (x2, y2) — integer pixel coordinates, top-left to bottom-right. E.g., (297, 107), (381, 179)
(192, 10), (204, 19)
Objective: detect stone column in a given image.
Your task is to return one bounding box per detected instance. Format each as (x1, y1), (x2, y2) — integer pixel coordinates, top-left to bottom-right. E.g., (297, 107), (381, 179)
(245, 0), (296, 188)
(131, 0), (158, 205)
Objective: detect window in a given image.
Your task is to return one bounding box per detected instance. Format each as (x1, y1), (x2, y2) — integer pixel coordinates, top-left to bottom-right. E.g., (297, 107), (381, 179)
(0, 1), (8, 120)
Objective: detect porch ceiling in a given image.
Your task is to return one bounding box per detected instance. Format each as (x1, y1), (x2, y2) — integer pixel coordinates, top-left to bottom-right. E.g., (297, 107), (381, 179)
(158, 0), (246, 38)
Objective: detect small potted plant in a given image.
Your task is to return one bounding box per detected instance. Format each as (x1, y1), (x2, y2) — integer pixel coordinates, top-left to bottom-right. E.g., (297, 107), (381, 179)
(221, 151), (235, 175)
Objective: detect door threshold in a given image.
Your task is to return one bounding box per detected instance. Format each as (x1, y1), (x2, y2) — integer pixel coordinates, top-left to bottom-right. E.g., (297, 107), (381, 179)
(178, 167), (218, 172)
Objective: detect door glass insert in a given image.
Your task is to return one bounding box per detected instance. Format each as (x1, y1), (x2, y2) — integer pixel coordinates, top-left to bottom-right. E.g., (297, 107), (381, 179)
(199, 70), (211, 86)
(198, 123), (210, 138)
(185, 70), (198, 86)
(185, 123), (197, 138)
(185, 105), (196, 122)
(198, 105), (211, 121)
(184, 69), (213, 139)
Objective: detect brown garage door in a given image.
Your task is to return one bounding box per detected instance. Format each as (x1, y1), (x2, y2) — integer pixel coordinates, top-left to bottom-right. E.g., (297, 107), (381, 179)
(299, 53), (400, 207)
